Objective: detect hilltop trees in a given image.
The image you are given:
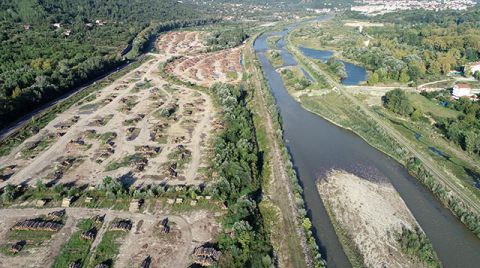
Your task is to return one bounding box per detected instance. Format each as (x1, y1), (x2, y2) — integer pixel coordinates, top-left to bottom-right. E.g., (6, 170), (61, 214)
(0, 0), (202, 128)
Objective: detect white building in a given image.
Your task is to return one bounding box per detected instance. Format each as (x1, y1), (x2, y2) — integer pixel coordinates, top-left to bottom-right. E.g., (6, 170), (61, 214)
(470, 62), (480, 75)
(452, 83), (472, 98)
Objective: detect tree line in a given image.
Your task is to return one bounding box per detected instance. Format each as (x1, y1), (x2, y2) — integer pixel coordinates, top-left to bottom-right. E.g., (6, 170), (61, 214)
(210, 83), (273, 267)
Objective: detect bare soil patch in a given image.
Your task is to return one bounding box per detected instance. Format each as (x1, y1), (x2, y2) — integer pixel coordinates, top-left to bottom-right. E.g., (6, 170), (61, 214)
(165, 47), (243, 87)
(156, 31), (207, 56)
(0, 54), (218, 188)
(317, 170), (427, 268)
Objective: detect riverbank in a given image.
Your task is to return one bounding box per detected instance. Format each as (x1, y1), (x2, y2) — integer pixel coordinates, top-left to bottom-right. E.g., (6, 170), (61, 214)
(284, 23), (480, 238)
(246, 32), (326, 268)
(318, 170), (440, 268)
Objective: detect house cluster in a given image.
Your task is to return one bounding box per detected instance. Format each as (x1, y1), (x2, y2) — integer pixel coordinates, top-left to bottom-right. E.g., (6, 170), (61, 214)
(50, 19), (106, 36)
(452, 83), (480, 100)
(351, 0), (476, 15)
(466, 62), (480, 76)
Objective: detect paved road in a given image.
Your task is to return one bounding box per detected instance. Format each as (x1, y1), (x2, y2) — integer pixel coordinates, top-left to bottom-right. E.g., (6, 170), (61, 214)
(0, 57), (145, 142)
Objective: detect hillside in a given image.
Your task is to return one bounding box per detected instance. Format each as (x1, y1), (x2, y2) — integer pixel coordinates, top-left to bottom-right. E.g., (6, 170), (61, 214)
(0, 0), (201, 128)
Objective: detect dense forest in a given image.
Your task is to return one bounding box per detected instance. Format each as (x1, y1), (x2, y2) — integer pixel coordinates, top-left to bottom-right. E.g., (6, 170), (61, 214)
(344, 8), (480, 85)
(211, 83), (273, 267)
(0, 0), (204, 128)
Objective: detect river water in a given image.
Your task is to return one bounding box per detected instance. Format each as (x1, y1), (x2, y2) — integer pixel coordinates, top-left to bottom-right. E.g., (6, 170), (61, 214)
(254, 20), (480, 268)
(297, 46), (368, 85)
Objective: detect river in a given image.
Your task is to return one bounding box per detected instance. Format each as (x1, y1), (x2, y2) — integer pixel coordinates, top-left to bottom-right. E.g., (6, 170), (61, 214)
(253, 19), (480, 268)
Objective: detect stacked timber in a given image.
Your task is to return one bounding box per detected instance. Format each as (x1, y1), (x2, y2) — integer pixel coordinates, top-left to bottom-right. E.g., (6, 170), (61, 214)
(111, 219), (132, 231)
(12, 219), (63, 231)
(193, 247), (221, 266)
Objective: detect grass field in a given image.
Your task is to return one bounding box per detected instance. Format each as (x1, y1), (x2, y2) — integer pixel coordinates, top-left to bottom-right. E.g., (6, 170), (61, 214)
(407, 93), (461, 119)
(279, 67), (314, 92)
(86, 227), (126, 268)
(299, 92), (408, 161)
(375, 107), (480, 199)
(265, 50), (284, 68)
(52, 219), (100, 268)
(267, 36), (282, 49)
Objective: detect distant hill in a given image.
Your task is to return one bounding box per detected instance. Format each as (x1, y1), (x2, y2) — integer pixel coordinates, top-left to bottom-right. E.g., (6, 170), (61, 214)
(0, 0), (197, 25)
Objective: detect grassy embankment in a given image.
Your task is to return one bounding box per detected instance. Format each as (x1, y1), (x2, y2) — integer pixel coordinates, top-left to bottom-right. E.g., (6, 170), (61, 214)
(86, 226), (126, 268)
(52, 218), (102, 267)
(245, 33), (327, 267)
(265, 35), (284, 68)
(373, 94), (480, 200)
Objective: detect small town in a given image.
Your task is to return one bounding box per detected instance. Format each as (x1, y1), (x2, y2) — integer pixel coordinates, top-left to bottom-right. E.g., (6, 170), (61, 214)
(352, 0), (476, 15)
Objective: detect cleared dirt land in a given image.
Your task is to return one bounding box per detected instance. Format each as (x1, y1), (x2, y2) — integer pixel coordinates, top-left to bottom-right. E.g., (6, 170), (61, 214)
(0, 52), (219, 188)
(317, 170), (430, 268)
(156, 31), (207, 56)
(0, 29), (245, 267)
(0, 207), (219, 268)
(165, 47), (243, 87)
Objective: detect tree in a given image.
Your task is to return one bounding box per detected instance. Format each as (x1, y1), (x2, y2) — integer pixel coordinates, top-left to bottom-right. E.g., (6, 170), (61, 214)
(464, 67), (472, 77)
(2, 184), (16, 202)
(399, 69), (411, 83)
(411, 109), (423, 121)
(384, 88), (414, 116)
(474, 71), (480, 81)
(368, 72), (379, 85)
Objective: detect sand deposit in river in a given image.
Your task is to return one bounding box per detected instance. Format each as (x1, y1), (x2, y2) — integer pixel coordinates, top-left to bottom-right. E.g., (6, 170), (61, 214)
(317, 170), (428, 268)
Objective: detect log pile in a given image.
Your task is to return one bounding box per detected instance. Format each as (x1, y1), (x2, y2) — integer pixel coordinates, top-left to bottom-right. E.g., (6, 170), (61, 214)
(158, 218), (170, 234)
(192, 247), (221, 266)
(81, 227), (97, 240)
(12, 219), (63, 232)
(140, 256), (152, 268)
(93, 214), (105, 224)
(47, 209), (66, 221)
(136, 145), (161, 157)
(68, 262), (81, 268)
(111, 219), (132, 231)
(9, 241), (25, 254)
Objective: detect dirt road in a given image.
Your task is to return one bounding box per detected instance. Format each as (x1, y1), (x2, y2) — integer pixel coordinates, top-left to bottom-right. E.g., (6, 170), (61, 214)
(245, 41), (311, 267)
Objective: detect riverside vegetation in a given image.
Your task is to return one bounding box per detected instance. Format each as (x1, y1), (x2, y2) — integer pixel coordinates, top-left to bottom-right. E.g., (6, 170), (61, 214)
(253, 59), (327, 268)
(285, 16), (480, 241)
